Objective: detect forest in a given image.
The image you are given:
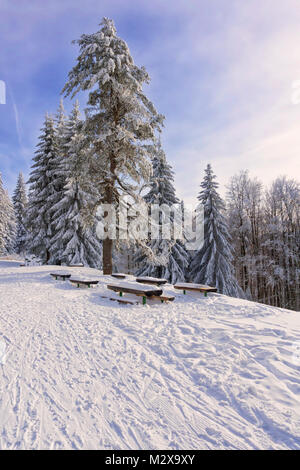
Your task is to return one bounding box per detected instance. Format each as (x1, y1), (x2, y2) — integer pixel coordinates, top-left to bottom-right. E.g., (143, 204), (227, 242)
(0, 18), (299, 311)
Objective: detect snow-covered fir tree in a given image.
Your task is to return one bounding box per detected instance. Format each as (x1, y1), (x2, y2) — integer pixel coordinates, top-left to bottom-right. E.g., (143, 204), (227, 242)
(0, 175), (5, 254)
(46, 100), (69, 264)
(189, 164), (244, 297)
(0, 172), (16, 255)
(62, 17), (164, 274)
(49, 101), (102, 267)
(135, 142), (189, 282)
(26, 114), (58, 263)
(12, 172), (28, 254)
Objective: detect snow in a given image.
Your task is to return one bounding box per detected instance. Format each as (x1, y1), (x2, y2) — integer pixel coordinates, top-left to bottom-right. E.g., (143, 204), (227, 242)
(0, 259), (300, 450)
(107, 281), (162, 293)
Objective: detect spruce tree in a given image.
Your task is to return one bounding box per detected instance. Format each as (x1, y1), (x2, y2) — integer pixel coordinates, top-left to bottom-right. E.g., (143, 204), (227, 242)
(189, 164), (244, 297)
(12, 172), (28, 255)
(0, 172), (16, 255)
(62, 17), (164, 274)
(49, 102), (102, 267)
(47, 100), (68, 264)
(27, 114), (58, 263)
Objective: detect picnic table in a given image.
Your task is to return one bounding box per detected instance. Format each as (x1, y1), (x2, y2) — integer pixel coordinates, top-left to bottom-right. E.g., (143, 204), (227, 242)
(111, 273), (127, 279)
(136, 276), (168, 286)
(50, 273), (71, 281)
(174, 282), (217, 296)
(69, 279), (99, 288)
(106, 281), (170, 305)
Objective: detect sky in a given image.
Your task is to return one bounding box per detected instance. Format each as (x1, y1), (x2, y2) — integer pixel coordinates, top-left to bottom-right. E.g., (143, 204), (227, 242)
(0, 0), (300, 205)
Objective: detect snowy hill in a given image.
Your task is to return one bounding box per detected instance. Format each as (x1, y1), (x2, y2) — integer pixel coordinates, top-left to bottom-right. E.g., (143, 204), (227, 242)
(0, 260), (299, 450)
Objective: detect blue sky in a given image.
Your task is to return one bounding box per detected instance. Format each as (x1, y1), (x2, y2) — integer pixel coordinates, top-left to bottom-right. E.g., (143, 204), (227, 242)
(1, 0), (300, 204)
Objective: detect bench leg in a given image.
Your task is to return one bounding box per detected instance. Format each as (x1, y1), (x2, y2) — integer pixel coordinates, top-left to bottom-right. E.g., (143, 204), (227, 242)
(77, 283), (80, 288)
(119, 292), (123, 297)
(183, 289), (186, 295)
(161, 299), (164, 303)
(204, 292), (207, 297)
(143, 296), (146, 305)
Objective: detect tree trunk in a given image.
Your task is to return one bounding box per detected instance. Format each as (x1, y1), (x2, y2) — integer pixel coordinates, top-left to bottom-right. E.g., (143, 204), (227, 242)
(102, 151), (117, 275)
(103, 238), (113, 274)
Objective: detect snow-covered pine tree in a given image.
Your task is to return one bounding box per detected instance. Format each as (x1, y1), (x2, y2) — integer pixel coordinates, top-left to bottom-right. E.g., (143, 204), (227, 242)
(49, 101), (102, 267)
(12, 172), (28, 255)
(189, 164), (244, 297)
(135, 142), (189, 282)
(0, 172), (16, 255)
(62, 17), (164, 274)
(0, 172), (9, 255)
(0, 175), (5, 254)
(47, 100), (68, 264)
(26, 114), (58, 263)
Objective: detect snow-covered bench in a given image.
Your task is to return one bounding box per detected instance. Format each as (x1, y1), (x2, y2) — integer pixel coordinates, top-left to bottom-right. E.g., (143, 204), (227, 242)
(50, 273), (71, 281)
(136, 276), (168, 286)
(174, 282), (217, 296)
(107, 282), (164, 305)
(69, 279), (99, 288)
(151, 293), (175, 303)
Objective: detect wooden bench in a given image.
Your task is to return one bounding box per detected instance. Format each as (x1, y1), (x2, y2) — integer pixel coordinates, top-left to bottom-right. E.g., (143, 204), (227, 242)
(50, 273), (71, 281)
(107, 282), (163, 305)
(174, 282), (217, 297)
(67, 263), (84, 267)
(111, 273), (127, 279)
(136, 276), (168, 286)
(100, 294), (139, 305)
(150, 294), (175, 303)
(69, 279), (99, 288)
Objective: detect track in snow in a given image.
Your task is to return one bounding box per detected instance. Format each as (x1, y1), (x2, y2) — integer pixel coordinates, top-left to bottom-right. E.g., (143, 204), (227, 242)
(0, 261), (299, 449)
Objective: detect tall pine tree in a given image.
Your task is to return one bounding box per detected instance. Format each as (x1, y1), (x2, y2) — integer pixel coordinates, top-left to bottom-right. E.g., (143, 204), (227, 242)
(62, 17), (164, 274)
(47, 100), (69, 264)
(27, 114), (58, 263)
(190, 164), (244, 297)
(0, 172), (16, 255)
(49, 101), (102, 267)
(12, 172), (28, 255)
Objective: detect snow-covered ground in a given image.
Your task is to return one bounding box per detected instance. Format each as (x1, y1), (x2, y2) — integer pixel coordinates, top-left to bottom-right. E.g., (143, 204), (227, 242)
(0, 260), (299, 450)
